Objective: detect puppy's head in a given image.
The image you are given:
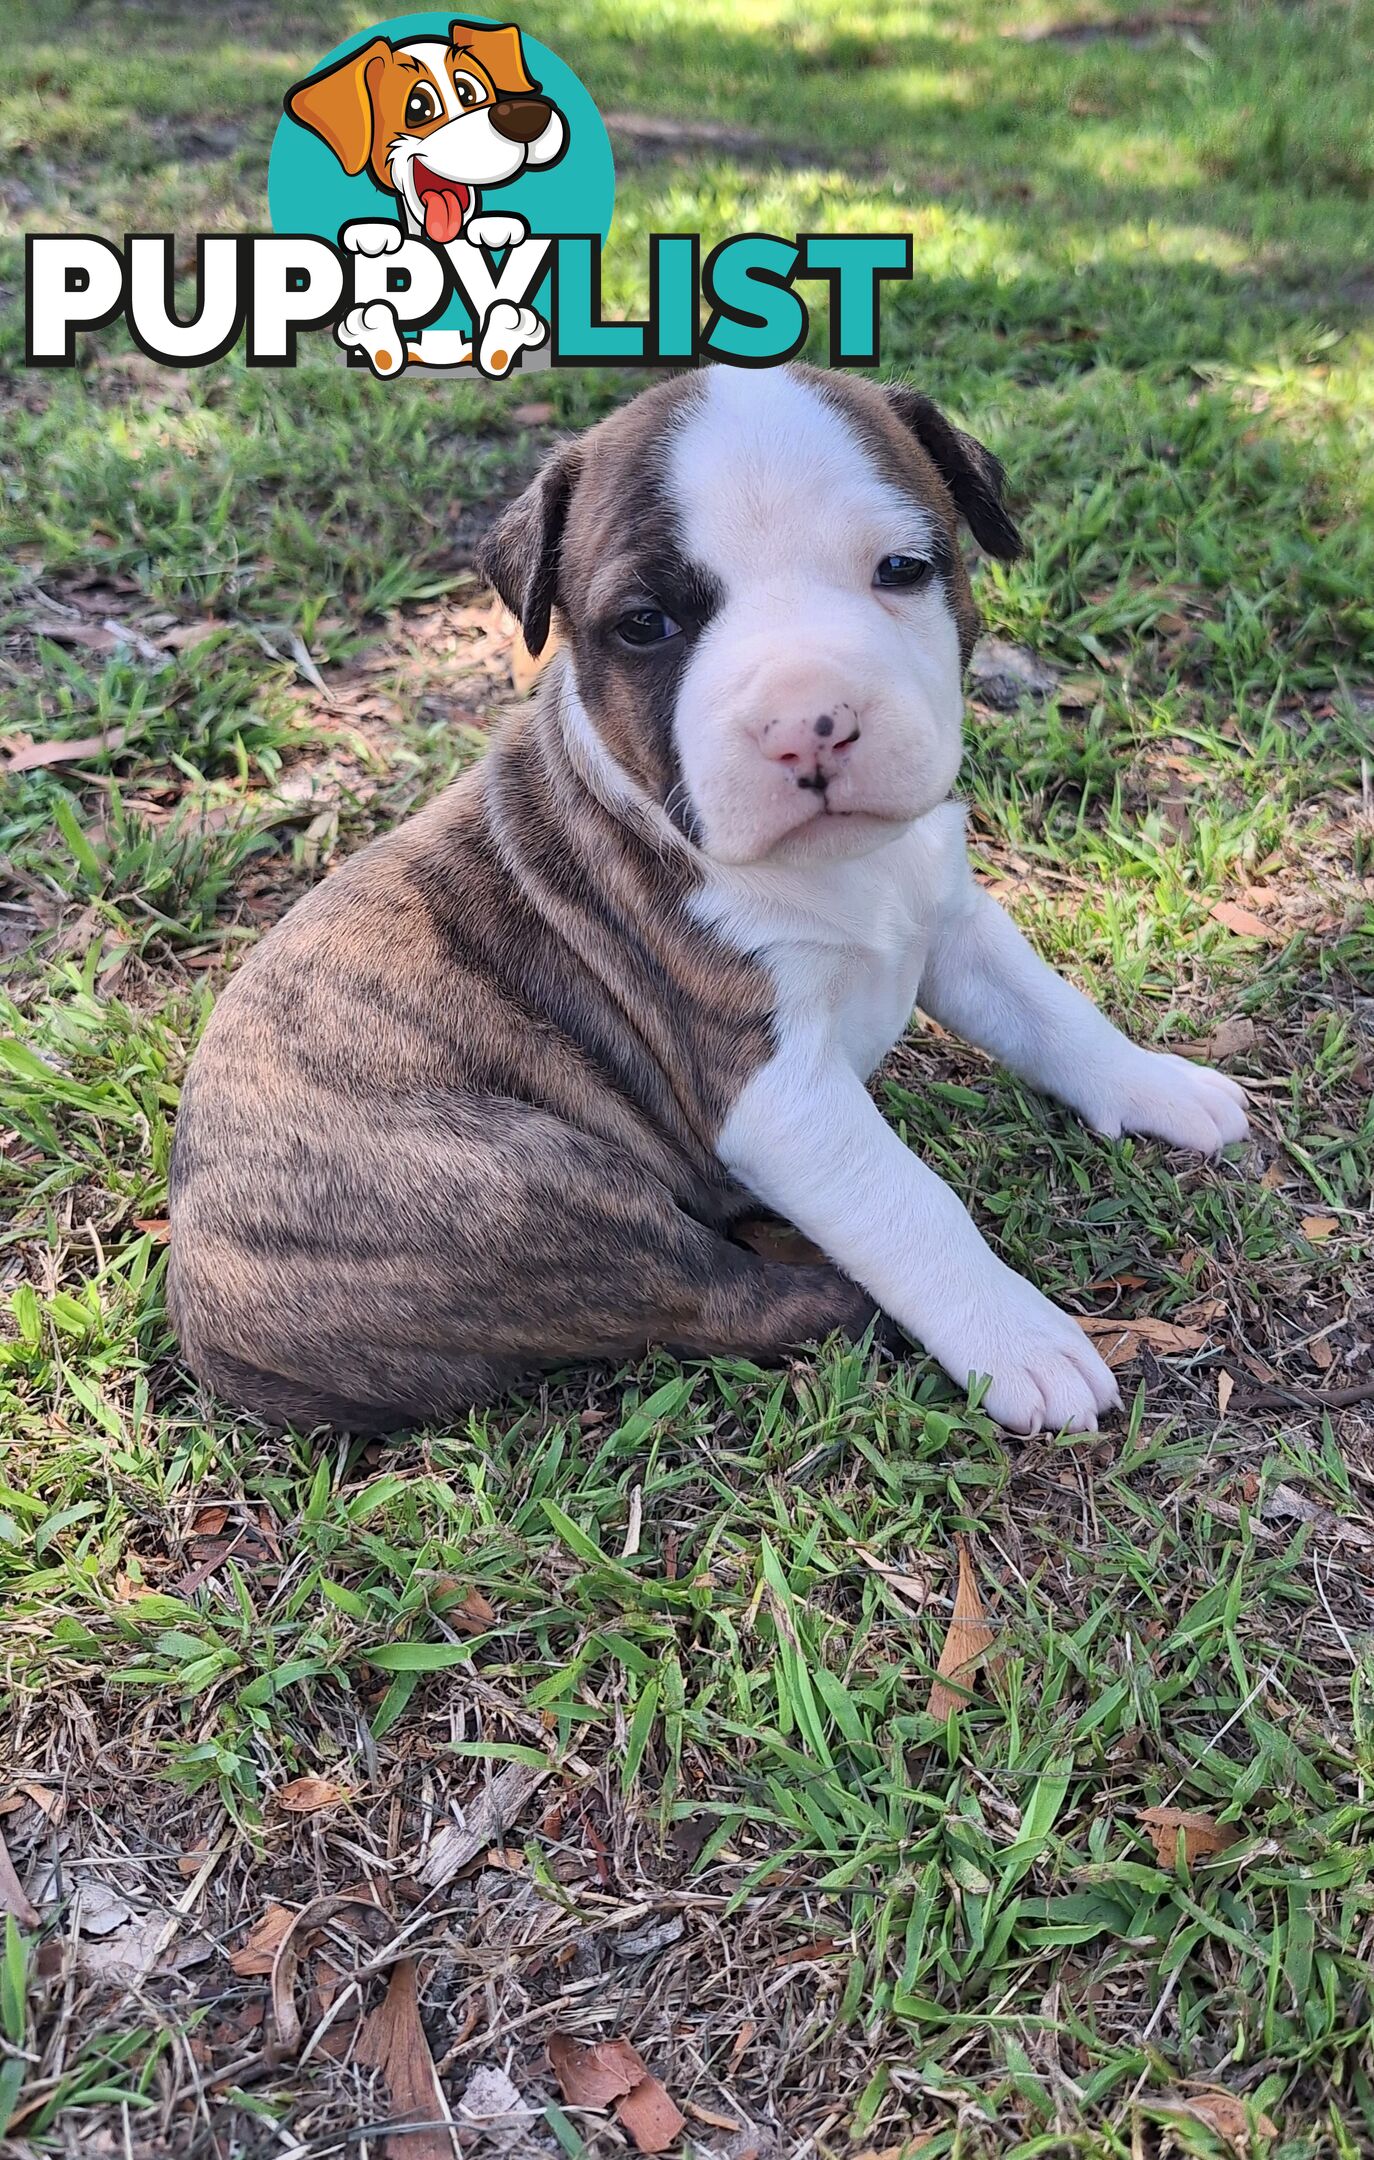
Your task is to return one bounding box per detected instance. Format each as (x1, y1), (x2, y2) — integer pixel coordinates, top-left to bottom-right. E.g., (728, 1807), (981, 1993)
(481, 364), (1022, 868)
(286, 19), (566, 243)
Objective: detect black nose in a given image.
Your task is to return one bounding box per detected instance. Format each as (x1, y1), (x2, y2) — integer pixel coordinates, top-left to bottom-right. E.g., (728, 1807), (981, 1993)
(490, 96), (552, 144)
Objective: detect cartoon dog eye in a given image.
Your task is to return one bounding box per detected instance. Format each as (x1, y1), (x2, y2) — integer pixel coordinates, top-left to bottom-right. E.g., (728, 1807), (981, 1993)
(452, 71), (486, 109)
(404, 84), (441, 128)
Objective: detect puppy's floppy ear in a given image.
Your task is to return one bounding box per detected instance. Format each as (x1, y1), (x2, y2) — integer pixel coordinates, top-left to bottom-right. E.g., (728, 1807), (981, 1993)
(285, 37), (390, 177)
(453, 20), (538, 95)
(886, 386), (1023, 562)
(478, 441), (582, 659)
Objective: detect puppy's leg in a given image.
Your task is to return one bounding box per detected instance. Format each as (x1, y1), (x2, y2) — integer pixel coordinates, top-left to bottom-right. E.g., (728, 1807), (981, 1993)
(172, 1109), (879, 1434)
(717, 1050), (1121, 1435)
(919, 872), (1249, 1154)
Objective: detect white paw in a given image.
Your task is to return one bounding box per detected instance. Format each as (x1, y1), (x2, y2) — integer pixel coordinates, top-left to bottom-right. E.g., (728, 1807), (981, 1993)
(335, 300), (407, 378)
(341, 220), (404, 257)
(927, 1266), (1122, 1435)
(1088, 1049), (1249, 1155)
(477, 300), (547, 378)
(465, 212), (529, 251)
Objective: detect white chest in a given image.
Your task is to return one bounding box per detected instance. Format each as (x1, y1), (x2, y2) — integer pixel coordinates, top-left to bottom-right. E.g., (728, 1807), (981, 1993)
(831, 934), (930, 1078)
(691, 800), (970, 1079)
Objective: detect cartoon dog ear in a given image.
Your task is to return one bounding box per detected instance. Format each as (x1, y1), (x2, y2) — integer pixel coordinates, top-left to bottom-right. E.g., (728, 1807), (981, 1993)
(285, 36), (391, 177)
(453, 20), (538, 95)
(885, 386), (1023, 561)
(478, 441), (583, 658)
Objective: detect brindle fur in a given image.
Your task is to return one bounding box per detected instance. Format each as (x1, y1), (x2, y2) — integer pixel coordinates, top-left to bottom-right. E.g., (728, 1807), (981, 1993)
(169, 368), (1011, 1430)
(169, 687), (874, 1429)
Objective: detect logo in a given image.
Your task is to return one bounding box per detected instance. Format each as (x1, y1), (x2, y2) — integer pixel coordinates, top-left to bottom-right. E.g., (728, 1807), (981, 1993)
(271, 14), (612, 377)
(25, 14), (912, 378)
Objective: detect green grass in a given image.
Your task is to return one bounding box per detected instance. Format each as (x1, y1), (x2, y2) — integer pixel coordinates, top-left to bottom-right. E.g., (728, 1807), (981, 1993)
(1, 0), (1372, 2153)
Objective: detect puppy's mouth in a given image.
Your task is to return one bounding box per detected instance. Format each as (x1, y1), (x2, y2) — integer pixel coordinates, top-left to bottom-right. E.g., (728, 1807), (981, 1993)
(411, 160), (472, 244)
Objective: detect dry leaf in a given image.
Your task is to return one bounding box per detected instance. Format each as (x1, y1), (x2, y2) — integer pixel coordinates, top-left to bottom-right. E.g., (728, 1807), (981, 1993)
(547, 2033), (645, 2108)
(1209, 1016), (1256, 1061)
(968, 636), (1059, 702)
(276, 1776), (348, 1814)
(926, 1536), (996, 1719)
(160, 620), (225, 651)
(1157, 2084), (1278, 2147)
(510, 401), (555, 424)
(133, 1216), (171, 1241)
(433, 1583), (495, 1631)
(228, 1902), (296, 1977)
(1259, 1484), (1374, 1547)
(2, 725), (129, 774)
(546, 2035), (683, 2154)
(356, 1957), (457, 2160)
(855, 1546), (931, 1611)
(1209, 900), (1278, 943)
(1078, 1315), (1208, 1368)
(457, 2063), (526, 2126)
(192, 1504), (229, 1537)
(1300, 1215), (1339, 1241)
(617, 2073), (687, 2155)
(1137, 1806), (1240, 1867)
(3, 1783), (60, 1824)
(1217, 1369), (1235, 1417)
(1181, 1296), (1226, 1324)
(0, 1825), (39, 1928)
(76, 1882), (135, 1937)
(77, 1911), (212, 1984)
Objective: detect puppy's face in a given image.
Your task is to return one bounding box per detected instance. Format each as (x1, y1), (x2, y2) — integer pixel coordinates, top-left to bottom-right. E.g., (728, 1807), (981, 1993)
(286, 22), (566, 242)
(482, 366), (1022, 868)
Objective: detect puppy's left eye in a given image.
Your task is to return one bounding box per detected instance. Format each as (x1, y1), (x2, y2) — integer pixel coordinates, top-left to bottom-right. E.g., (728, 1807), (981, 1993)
(875, 554), (934, 590)
(404, 86), (440, 127)
(615, 608), (682, 648)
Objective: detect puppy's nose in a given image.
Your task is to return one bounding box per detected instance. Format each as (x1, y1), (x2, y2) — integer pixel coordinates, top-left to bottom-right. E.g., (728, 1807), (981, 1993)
(490, 96), (553, 143)
(756, 711), (861, 779)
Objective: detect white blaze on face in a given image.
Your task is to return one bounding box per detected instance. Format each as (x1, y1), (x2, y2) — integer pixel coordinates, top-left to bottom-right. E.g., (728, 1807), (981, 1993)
(666, 367), (966, 867)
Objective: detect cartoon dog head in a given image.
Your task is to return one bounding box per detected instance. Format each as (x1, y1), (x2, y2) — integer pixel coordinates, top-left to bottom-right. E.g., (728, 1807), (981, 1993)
(286, 19), (566, 243)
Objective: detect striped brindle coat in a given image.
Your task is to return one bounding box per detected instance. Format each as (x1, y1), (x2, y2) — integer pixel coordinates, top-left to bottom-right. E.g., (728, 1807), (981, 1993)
(169, 366), (1247, 1433)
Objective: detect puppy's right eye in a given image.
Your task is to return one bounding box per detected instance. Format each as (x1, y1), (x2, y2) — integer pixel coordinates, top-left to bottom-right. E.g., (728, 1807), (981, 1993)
(875, 553), (934, 590)
(404, 86), (440, 127)
(615, 608), (681, 647)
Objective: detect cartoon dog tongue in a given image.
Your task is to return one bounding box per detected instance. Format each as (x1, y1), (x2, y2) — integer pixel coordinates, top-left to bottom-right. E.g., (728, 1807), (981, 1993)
(423, 187), (467, 244)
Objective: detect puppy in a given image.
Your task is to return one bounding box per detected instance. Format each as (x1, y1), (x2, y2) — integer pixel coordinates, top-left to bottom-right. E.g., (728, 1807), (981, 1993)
(168, 365), (1248, 1436)
(286, 18), (564, 376)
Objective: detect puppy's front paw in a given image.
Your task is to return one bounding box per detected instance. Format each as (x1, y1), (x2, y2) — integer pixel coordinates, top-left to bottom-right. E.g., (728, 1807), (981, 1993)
(928, 1269), (1121, 1435)
(1089, 1049), (1249, 1155)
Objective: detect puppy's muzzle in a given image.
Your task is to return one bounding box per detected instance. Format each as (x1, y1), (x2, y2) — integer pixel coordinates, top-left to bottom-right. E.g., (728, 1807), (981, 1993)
(753, 708), (863, 791)
(491, 96), (553, 143)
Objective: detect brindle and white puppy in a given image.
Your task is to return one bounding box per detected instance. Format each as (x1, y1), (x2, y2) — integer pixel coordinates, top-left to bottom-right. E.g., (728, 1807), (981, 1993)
(168, 365), (1248, 1435)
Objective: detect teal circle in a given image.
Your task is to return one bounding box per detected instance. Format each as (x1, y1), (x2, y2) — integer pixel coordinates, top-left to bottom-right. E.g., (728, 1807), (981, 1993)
(268, 12), (615, 342)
